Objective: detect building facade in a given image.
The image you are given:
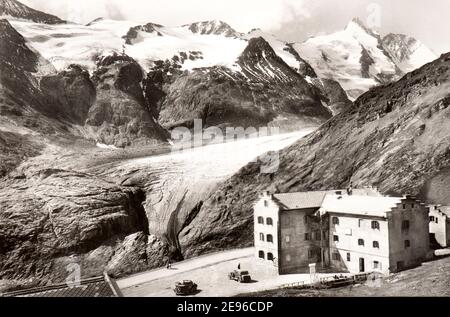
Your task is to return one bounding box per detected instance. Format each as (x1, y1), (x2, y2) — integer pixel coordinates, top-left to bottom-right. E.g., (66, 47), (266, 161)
(254, 191), (280, 266)
(428, 205), (450, 248)
(254, 190), (430, 275)
(321, 194), (430, 274)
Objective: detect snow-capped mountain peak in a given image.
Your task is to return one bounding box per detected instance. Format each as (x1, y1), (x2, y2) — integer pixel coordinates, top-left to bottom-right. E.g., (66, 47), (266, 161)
(0, 0), (64, 24)
(294, 18), (399, 100)
(184, 20), (242, 38)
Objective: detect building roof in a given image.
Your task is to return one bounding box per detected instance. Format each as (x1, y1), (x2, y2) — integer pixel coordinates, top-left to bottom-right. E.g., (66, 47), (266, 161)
(319, 195), (402, 218)
(439, 206), (450, 217)
(272, 188), (381, 210)
(0, 274), (122, 298)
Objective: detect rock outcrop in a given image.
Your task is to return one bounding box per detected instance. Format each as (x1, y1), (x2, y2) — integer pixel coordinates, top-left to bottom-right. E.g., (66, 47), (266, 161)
(86, 53), (169, 147)
(40, 65), (96, 125)
(0, 168), (171, 287)
(185, 20), (242, 38)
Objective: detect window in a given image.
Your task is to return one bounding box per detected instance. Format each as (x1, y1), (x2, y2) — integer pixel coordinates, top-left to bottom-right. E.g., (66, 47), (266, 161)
(358, 219), (364, 227)
(266, 217), (273, 226)
(332, 252), (341, 261)
(264, 200), (269, 207)
(304, 233), (310, 241)
(358, 239), (365, 246)
(430, 216), (435, 222)
(347, 252), (351, 262)
(402, 220), (410, 231)
(436, 218), (439, 224)
(267, 253), (274, 261)
(283, 216), (292, 227)
(286, 254), (291, 262)
(267, 234), (273, 243)
(257, 216), (264, 224)
(404, 240), (410, 249)
(371, 221), (380, 230)
(373, 241), (380, 248)
(315, 231), (321, 241)
(403, 204), (406, 209)
(332, 217), (340, 225)
(308, 249), (315, 259)
(259, 233), (264, 241)
(258, 251), (265, 259)
(285, 235), (291, 243)
(333, 235), (339, 242)
(304, 215), (309, 224)
(412, 204), (415, 208)
(373, 261), (380, 269)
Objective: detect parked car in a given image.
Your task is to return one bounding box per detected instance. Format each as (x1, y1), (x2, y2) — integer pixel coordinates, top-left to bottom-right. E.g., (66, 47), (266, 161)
(228, 270), (252, 283)
(174, 280), (198, 296)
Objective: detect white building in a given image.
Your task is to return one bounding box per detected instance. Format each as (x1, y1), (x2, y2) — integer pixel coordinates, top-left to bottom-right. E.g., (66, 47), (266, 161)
(319, 194), (430, 274)
(428, 205), (450, 248)
(254, 189), (430, 275)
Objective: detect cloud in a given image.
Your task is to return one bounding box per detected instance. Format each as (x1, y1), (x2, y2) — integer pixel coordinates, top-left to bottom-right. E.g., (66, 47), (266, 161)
(21, 0), (309, 31)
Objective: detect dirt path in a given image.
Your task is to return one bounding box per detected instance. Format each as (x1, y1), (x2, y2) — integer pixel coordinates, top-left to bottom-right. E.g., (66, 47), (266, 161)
(117, 248), (254, 290)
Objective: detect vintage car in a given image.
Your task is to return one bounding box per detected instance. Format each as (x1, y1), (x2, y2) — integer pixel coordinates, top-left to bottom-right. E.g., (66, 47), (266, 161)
(228, 270), (252, 283)
(174, 280), (198, 296)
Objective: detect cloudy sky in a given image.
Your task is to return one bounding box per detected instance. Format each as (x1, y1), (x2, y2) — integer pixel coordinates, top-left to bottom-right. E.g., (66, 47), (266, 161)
(22, 0), (450, 54)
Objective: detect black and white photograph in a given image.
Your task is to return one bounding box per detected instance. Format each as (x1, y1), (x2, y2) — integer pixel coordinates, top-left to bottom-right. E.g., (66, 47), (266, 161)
(0, 0), (449, 306)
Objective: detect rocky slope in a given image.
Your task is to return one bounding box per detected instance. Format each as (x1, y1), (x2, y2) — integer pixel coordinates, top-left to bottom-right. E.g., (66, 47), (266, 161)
(0, 129), (42, 177)
(177, 53), (450, 258)
(0, 0), (64, 24)
(151, 37), (333, 131)
(0, 164), (170, 286)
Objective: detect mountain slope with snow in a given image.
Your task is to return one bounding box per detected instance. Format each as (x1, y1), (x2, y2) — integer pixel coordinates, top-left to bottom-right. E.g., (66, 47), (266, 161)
(382, 33), (437, 73)
(0, 0), (64, 24)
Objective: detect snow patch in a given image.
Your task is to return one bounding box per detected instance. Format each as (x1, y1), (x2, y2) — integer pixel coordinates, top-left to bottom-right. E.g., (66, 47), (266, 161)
(96, 142), (119, 150)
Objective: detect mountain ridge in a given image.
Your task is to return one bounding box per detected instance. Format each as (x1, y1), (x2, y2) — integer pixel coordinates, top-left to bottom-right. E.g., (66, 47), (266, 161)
(0, 0), (64, 24)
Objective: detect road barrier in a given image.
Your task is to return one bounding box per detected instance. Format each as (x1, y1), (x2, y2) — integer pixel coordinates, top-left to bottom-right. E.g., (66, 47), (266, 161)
(279, 272), (382, 290)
